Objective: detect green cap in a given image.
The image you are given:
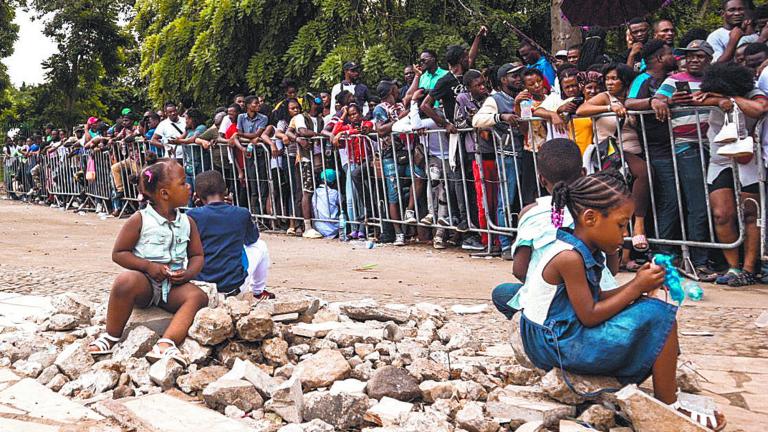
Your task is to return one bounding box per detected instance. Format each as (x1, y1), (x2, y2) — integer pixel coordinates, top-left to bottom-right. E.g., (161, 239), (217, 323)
(121, 108), (132, 116)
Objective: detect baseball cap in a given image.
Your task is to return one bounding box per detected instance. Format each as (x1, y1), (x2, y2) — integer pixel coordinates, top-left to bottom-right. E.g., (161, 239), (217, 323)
(679, 40), (714, 57)
(320, 168), (337, 183)
(555, 50), (568, 59)
(121, 107), (132, 116)
(497, 61), (525, 80)
(87, 116), (99, 125)
(343, 61), (361, 71)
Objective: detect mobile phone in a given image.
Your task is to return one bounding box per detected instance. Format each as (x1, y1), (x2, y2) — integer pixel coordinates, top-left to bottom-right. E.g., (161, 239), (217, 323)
(675, 81), (691, 94)
(572, 96), (585, 107)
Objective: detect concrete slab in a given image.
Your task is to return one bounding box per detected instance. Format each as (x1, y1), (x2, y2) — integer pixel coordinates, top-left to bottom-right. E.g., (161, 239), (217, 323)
(0, 295), (51, 332)
(0, 417), (59, 432)
(98, 392), (254, 432)
(125, 308), (173, 335)
(0, 378), (103, 423)
(0, 368), (21, 383)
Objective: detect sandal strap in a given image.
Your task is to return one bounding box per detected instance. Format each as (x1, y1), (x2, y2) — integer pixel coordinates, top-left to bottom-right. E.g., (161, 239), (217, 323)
(671, 400), (718, 429)
(157, 338), (177, 348)
(90, 333), (120, 351)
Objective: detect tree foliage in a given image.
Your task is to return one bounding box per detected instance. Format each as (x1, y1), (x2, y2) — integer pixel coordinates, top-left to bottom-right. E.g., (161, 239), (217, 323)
(0, 1), (20, 117)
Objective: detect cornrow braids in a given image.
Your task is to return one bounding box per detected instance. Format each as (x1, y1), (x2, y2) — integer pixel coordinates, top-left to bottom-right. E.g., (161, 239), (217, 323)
(550, 170), (631, 228)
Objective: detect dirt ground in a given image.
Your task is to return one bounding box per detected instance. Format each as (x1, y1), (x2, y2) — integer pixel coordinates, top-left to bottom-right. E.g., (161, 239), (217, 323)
(1, 199), (767, 430)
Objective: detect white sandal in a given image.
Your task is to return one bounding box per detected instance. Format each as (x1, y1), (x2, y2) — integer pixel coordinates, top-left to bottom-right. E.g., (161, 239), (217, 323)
(671, 399), (726, 431)
(88, 333), (121, 355)
(145, 338), (188, 368)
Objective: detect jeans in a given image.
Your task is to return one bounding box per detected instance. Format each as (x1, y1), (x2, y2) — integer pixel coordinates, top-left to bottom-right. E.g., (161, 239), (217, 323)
(650, 148), (709, 266)
(491, 282), (523, 319)
(496, 154), (518, 249)
(344, 162), (363, 231)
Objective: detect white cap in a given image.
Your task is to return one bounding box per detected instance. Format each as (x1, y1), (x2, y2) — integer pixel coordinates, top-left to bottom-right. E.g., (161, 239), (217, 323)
(555, 50), (568, 58)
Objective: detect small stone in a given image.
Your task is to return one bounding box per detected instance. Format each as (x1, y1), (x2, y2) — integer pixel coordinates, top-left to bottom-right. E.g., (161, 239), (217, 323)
(292, 322), (345, 338)
(578, 404), (616, 431)
(456, 401), (497, 432)
(273, 312), (300, 322)
(406, 358), (450, 382)
(176, 365), (229, 394)
(382, 323), (404, 342)
(341, 302), (410, 323)
(364, 396), (414, 426)
(302, 390), (369, 430)
(294, 349), (351, 390)
(113, 384), (135, 399)
(350, 361), (374, 381)
(54, 339), (94, 380)
(221, 358), (277, 398)
(265, 376), (303, 423)
(225, 404), (246, 418)
(366, 366), (421, 402)
(275, 364), (295, 380)
(13, 359), (44, 377)
(125, 357), (152, 387)
(148, 357), (183, 390)
(216, 340), (263, 368)
(541, 369), (620, 405)
(48, 313), (80, 331)
(224, 297), (252, 320)
(203, 378), (263, 413)
(37, 365), (59, 385)
(179, 338), (213, 365)
(273, 295), (320, 315)
(329, 378), (367, 395)
(188, 307), (235, 345)
(616, 385), (708, 432)
(326, 326), (383, 348)
(111, 326), (158, 361)
(46, 374), (69, 392)
(277, 419), (335, 432)
(263, 338), (289, 366)
(354, 343), (376, 358)
(677, 365), (702, 394)
(76, 368), (120, 394)
(50, 293), (92, 322)
(501, 364), (540, 386)
(288, 344), (310, 362)
(400, 410), (454, 431)
(419, 380), (457, 403)
(236, 310), (274, 341)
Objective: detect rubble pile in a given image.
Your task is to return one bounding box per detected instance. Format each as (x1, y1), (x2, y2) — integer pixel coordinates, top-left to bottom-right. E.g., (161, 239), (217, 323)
(0, 292), (710, 432)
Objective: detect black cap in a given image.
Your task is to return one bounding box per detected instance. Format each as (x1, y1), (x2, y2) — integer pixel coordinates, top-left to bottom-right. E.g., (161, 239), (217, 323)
(343, 61), (361, 71)
(497, 61), (525, 80)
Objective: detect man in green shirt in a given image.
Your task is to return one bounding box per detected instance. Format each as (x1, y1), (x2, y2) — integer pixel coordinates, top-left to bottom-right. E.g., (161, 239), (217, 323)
(418, 49), (448, 91)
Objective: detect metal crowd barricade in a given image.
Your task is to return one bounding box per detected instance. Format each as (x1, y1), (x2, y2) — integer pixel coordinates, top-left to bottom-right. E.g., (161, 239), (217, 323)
(81, 148), (115, 212)
(3, 155), (34, 198)
(113, 138), (149, 217)
(44, 149), (85, 208)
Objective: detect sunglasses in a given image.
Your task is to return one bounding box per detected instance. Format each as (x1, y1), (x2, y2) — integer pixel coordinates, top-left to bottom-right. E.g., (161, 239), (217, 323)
(418, 57), (433, 64)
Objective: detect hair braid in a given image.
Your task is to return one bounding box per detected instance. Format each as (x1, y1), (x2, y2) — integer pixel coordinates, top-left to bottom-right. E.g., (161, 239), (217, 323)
(551, 170), (630, 227)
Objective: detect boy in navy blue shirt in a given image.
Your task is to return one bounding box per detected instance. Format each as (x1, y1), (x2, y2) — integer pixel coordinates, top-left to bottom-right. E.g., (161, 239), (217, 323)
(187, 171), (274, 299)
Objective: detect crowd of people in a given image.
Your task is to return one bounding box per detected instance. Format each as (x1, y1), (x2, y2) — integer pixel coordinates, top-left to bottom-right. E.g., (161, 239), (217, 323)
(4, 0), (768, 288)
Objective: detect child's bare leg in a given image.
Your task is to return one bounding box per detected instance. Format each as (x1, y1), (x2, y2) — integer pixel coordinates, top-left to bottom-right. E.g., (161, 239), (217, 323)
(104, 271), (154, 339)
(158, 283), (209, 347)
(652, 320), (679, 404)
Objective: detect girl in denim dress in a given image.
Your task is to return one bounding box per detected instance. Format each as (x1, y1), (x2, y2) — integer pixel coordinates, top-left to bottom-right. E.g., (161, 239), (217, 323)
(87, 153), (209, 367)
(517, 170), (725, 430)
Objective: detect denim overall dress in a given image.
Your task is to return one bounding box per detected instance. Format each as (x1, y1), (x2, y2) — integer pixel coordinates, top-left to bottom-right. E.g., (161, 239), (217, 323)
(133, 204), (190, 304)
(519, 229), (678, 385)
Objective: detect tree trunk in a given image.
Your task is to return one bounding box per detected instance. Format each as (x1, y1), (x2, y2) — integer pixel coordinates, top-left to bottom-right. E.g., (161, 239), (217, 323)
(550, 0), (581, 52)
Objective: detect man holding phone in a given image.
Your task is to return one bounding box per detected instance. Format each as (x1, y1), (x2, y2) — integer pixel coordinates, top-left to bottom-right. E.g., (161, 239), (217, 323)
(650, 39), (714, 276)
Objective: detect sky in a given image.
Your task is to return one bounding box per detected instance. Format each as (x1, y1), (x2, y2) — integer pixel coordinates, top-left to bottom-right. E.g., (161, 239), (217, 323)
(2, 8), (57, 87)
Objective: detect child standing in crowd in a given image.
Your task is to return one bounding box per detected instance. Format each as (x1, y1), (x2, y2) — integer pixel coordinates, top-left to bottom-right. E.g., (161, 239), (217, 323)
(89, 154), (208, 367)
(187, 171), (273, 299)
(491, 139), (619, 318)
(517, 170), (726, 430)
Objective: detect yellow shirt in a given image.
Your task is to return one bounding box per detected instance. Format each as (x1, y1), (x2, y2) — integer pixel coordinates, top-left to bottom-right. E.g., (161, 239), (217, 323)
(571, 117), (594, 155)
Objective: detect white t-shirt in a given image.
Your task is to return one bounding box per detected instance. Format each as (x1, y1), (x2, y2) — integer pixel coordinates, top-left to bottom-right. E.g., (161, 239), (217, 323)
(293, 115), (322, 157)
(154, 117), (187, 159)
(706, 27), (758, 62)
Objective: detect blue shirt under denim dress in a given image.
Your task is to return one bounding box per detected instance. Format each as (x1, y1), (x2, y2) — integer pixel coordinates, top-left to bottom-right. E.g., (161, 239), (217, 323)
(518, 228), (678, 385)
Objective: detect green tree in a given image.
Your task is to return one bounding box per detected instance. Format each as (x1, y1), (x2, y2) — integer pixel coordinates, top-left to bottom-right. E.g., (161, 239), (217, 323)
(0, 1), (20, 119)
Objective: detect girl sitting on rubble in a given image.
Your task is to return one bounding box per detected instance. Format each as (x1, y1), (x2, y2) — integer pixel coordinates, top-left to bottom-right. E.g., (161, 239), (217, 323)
(517, 170), (726, 431)
(88, 152), (208, 367)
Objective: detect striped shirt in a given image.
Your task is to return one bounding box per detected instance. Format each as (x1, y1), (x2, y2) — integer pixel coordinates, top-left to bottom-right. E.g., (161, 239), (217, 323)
(655, 72), (709, 154)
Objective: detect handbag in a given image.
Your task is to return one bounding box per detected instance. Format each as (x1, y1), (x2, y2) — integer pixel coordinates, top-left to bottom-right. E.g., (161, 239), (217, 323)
(85, 157), (97, 182)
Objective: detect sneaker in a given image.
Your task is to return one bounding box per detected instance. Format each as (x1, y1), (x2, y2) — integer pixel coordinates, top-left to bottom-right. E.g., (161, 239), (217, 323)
(420, 213), (434, 225)
(502, 248), (514, 261)
(348, 231), (360, 240)
(456, 220), (469, 233)
(728, 271), (758, 287)
(393, 233), (405, 246)
(403, 209), (417, 224)
(437, 216), (453, 227)
(302, 228), (323, 239)
(255, 290), (276, 300)
(715, 268), (741, 285)
(461, 236), (485, 251)
(716, 136), (754, 158)
(433, 236), (446, 249)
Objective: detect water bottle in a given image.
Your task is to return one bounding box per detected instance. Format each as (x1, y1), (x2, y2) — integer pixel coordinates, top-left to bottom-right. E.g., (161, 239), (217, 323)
(339, 213), (348, 241)
(246, 143), (254, 158)
(683, 280), (703, 301)
(520, 99), (534, 119)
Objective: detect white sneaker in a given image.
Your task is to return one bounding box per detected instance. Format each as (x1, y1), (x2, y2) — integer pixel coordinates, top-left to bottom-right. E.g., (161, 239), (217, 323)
(717, 137), (754, 158)
(433, 236), (446, 249)
(403, 209), (417, 224)
(302, 228), (323, 239)
(420, 213), (433, 224)
(393, 233), (405, 246)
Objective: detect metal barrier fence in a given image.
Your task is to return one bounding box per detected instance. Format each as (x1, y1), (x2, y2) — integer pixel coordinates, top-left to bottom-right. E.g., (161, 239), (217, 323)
(3, 106), (766, 280)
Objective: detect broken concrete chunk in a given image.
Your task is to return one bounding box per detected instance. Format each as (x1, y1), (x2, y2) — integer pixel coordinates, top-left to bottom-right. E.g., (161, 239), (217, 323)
(236, 309), (274, 341)
(450, 304), (487, 314)
(291, 321), (345, 338)
(455, 401), (497, 432)
(277, 418), (335, 432)
(179, 338), (213, 366)
(54, 339), (94, 380)
(273, 296), (320, 316)
(340, 302), (411, 323)
(223, 297), (252, 320)
(366, 366), (421, 402)
(419, 380), (457, 403)
(540, 369), (620, 405)
(148, 357), (183, 390)
(364, 396), (414, 426)
(265, 376), (303, 423)
(578, 404), (616, 431)
(188, 307), (234, 345)
(302, 390), (369, 430)
(263, 337), (289, 366)
(221, 358), (277, 398)
(111, 325), (158, 362)
(50, 293), (92, 322)
(48, 313), (80, 331)
(202, 378), (263, 413)
(330, 378), (367, 395)
(176, 365), (229, 394)
(615, 385), (708, 432)
(486, 394), (575, 427)
(294, 349), (351, 390)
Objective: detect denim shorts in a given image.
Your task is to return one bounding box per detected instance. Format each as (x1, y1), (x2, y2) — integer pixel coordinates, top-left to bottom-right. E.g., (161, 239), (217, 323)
(382, 158), (426, 204)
